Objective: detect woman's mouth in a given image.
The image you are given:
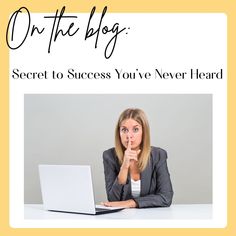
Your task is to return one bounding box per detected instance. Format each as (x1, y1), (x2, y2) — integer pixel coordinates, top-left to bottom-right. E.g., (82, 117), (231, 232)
(126, 141), (134, 145)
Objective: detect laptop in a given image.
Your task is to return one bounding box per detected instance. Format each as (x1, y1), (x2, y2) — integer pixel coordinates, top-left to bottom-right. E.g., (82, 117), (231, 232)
(38, 165), (124, 215)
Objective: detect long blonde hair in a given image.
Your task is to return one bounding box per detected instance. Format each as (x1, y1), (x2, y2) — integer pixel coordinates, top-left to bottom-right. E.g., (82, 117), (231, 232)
(115, 108), (151, 172)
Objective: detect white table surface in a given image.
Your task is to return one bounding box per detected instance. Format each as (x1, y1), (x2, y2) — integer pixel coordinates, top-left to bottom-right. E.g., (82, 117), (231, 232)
(25, 204), (212, 220)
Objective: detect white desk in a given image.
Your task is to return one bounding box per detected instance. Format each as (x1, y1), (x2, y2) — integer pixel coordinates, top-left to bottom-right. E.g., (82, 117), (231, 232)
(25, 204), (212, 220)
(21, 204), (215, 228)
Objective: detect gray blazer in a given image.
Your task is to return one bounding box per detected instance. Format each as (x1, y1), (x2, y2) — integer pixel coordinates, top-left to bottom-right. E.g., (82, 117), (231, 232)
(103, 146), (173, 208)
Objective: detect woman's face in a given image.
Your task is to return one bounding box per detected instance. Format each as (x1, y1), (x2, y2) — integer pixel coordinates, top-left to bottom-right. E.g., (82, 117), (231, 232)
(119, 118), (143, 151)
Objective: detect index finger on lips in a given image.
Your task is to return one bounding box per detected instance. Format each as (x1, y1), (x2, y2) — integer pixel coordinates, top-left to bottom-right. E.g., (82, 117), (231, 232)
(127, 136), (132, 150)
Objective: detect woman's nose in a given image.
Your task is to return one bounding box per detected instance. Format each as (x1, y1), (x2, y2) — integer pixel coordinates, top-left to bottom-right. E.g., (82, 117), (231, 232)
(127, 133), (134, 139)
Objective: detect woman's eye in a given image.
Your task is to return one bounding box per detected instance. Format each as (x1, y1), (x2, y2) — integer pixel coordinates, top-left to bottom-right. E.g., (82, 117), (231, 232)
(121, 128), (128, 133)
(133, 128), (139, 133)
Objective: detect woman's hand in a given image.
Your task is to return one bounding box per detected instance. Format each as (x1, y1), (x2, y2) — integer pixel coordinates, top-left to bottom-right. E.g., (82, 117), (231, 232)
(122, 138), (141, 169)
(117, 138), (141, 185)
(101, 199), (137, 208)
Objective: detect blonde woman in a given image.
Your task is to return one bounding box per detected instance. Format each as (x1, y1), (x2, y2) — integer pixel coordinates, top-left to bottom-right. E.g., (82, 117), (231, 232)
(102, 108), (173, 208)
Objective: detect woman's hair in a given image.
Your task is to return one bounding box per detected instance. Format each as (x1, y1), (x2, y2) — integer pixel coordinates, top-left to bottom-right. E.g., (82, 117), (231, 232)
(115, 108), (151, 172)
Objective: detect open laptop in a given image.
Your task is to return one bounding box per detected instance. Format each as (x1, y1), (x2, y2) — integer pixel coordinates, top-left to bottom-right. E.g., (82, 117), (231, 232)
(38, 165), (124, 215)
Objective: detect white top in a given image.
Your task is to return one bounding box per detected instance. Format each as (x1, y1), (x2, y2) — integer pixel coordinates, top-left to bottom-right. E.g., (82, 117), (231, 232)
(131, 178), (141, 197)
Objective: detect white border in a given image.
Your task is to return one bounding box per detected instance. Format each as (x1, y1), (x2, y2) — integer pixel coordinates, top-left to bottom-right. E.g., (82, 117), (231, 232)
(9, 12), (227, 228)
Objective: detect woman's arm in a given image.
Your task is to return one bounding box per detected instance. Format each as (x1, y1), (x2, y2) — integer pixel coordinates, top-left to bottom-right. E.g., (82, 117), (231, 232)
(134, 149), (174, 208)
(102, 152), (137, 208)
(103, 149), (130, 201)
(101, 199), (137, 208)
(103, 144), (141, 202)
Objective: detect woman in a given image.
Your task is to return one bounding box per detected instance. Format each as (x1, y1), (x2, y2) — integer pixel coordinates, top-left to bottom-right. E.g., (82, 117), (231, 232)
(102, 108), (173, 208)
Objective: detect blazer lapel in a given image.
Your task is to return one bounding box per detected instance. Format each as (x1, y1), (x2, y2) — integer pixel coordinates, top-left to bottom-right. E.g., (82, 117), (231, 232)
(140, 159), (152, 196)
